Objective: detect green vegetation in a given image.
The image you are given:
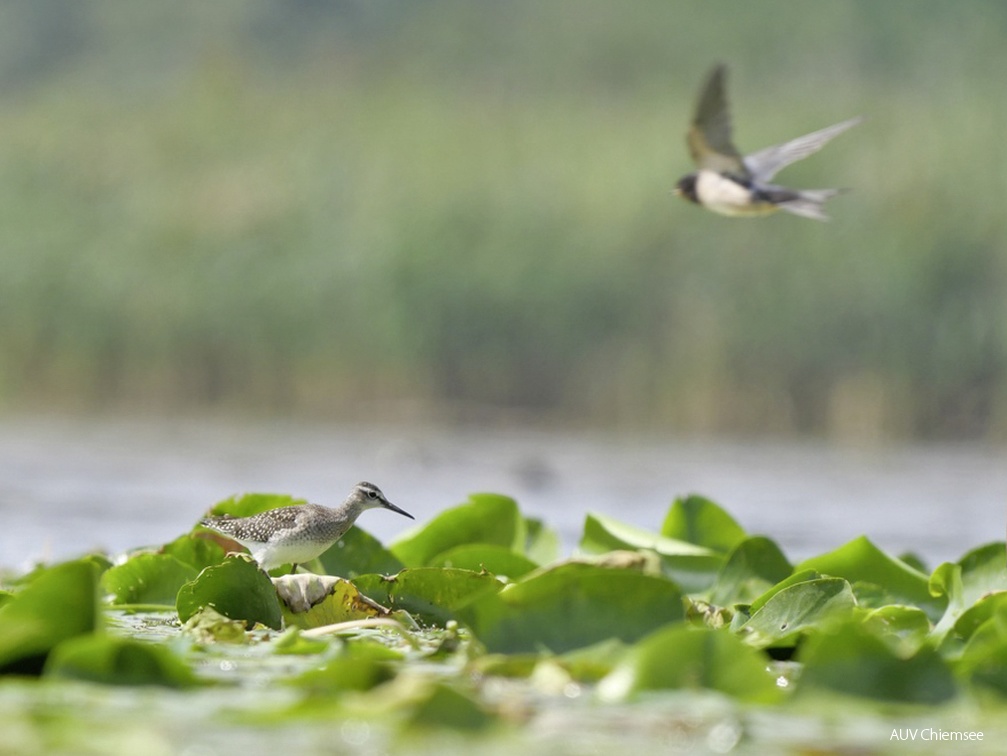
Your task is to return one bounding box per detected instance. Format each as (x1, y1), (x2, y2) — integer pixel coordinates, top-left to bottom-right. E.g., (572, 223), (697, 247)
(2, 2), (1007, 439)
(2, 491), (1007, 752)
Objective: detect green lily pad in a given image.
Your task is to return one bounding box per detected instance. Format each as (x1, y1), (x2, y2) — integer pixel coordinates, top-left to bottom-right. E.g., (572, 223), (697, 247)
(748, 568), (822, 614)
(44, 635), (200, 688)
(427, 544), (538, 580)
(0, 560), (100, 675)
(709, 536), (793, 607)
(390, 493), (525, 567)
(458, 562), (684, 654)
(740, 577), (856, 649)
(524, 516), (560, 565)
(799, 619), (957, 704)
(176, 555), (283, 630)
(598, 624), (782, 703)
(101, 553), (199, 606)
(291, 639), (401, 694)
(862, 605), (932, 656)
(955, 599), (1007, 694)
(849, 581), (905, 610)
(930, 542), (1007, 642)
(470, 639), (628, 684)
(797, 536), (942, 621)
(661, 495), (747, 554)
(404, 681), (495, 731)
(354, 567), (502, 626)
(272, 627), (330, 656)
(181, 606), (251, 644)
(580, 513), (722, 593)
(161, 532), (228, 572)
(954, 590), (1007, 643)
(558, 638), (629, 682)
(275, 573), (389, 629)
(317, 526), (405, 578)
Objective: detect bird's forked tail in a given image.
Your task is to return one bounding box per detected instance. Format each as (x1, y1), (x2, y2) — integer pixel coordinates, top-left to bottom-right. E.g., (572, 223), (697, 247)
(777, 187), (848, 222)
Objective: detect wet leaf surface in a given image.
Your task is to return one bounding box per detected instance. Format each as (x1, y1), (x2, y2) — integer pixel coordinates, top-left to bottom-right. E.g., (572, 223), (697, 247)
(459, 562), (685, 654)
(176, 555), (283, 630)
(102, 553), (199, 606)
(0, 560), (100, 674)
(391, 494), (526, 567)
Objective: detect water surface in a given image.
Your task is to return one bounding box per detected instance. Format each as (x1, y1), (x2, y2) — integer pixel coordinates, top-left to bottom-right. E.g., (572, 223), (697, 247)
(1, 415), (1003, 572)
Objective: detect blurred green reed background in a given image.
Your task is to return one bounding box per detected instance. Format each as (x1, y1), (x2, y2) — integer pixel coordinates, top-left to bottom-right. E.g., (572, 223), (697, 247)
(1, 0), (1006, 440)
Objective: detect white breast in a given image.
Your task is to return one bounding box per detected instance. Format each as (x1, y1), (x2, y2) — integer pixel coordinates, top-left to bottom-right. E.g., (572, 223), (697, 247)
(695, 171), (776, 217)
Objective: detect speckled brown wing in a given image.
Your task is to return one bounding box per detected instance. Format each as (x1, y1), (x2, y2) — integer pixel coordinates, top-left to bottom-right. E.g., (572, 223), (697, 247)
(204, 505), (303, 541)
(686, 64), (750, 178)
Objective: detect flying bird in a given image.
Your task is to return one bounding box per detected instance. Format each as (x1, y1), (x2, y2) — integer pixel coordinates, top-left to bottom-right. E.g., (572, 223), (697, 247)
(674, 64), (861, 221)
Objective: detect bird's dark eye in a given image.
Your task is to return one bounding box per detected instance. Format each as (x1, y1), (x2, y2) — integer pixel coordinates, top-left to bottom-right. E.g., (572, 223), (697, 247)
(366, 489), (378, 499)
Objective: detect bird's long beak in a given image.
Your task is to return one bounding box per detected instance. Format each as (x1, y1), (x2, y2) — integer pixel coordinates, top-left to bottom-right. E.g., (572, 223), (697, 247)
(383, 500), (414, 520)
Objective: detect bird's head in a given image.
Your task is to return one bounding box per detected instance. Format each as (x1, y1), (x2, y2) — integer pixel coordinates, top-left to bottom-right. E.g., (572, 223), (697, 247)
(674, 173), (700, 204)
(350, 481), (414, 520)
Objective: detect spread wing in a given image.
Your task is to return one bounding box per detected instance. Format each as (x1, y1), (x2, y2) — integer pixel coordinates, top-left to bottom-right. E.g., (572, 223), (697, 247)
(686, 64), (749, 177)
(744, 116), (863, 182)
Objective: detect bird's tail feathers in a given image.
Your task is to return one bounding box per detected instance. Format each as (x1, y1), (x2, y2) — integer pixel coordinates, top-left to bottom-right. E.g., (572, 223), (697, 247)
(777, 187), (848, 222)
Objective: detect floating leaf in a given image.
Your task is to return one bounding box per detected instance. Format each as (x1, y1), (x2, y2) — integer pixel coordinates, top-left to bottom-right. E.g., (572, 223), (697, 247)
(427, 544), (538, 580)
(176, 555), (283, 630)
(354, 568), (502, 626)
(558, 638), (629, 682)
(797, 536), (942, 621)
(580, 513), (721, 593)
(709, 536), (793, 607)
(272, 627), (329, 656)
(931, 542), (1007, 643)
(899, 552), (929, 574)
(80, 554), (114, 575)
(291, 639), (401, 694)
(0, 560), (100, 675)
(849, 581), (904, 610)
(458, 562), (684, 654)
(318, 526), (404, 578)
(862, 605), (932, 656)
(524, 516), (560, 565)
(954, 590), (1007, 643)
(799, 619), (957, 704)
(955, 599), (1007, 694)
(390, 494), (525, 567)
(472, 639), (629, 685)
(44, 635), (199, 688)
(575, 550), (664, 575)
(598, 624), (782, 703)
(404, 682), (495, 731)
(181, 607), (250, 645)
(161, 533), (227, 572)
(740, 577), (856, 649)
(661, 495), (747, 554)
(101, 553), (199, 606)
(275, 573), (388, 629)
(748, 569), (822, 614)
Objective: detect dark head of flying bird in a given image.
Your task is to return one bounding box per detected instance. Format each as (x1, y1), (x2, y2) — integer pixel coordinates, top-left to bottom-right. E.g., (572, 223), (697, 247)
(674, 64), (862, 221)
